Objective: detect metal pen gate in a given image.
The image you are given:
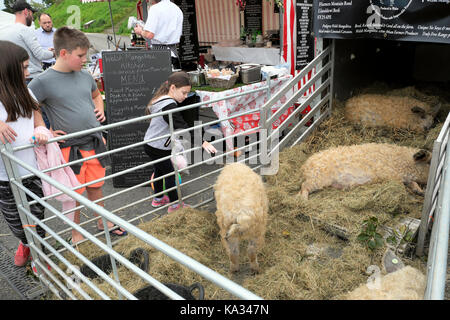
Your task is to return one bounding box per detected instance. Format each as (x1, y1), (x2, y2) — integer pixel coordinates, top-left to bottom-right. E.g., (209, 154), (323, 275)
(3, 39), (447, 300)
(0, 43), (334, 300)
(416, 112), (450, 300)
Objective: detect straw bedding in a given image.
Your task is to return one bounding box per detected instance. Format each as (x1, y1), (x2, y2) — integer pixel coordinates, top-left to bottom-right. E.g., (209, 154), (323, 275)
(56, 84), (448, 300)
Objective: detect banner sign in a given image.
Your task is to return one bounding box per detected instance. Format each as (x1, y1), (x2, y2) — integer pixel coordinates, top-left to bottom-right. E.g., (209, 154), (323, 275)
(296, 0), (315, 70)
(313, 0), (450, 44)
(174, 0), (200, 65)
(245, 0), (263, 33)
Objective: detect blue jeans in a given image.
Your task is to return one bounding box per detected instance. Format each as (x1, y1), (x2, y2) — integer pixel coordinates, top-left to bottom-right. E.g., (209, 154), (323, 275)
(41, 111), (50, 129)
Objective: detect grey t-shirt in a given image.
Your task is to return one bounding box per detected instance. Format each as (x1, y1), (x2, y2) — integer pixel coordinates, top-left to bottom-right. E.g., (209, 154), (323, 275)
(0, 23), (54, 78)
(28, 68), (100, 134)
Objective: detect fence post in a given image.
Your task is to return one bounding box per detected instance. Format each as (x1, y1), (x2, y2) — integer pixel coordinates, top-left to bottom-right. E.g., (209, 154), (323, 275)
(424, 142), (450, 300)
(168, 113), (183, 205)
(416, 140), (442, 256)
(259, 76), (271, 172)
(0, 142), (45, 277)
(100, 216), (123, 299)
(328, 39), (335, 116)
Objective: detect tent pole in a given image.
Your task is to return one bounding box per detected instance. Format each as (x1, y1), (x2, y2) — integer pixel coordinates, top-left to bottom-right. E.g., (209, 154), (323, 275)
(108, 0), (117, 49)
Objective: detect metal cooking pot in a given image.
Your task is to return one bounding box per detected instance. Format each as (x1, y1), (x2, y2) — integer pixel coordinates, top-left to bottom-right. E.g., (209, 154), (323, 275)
(187, 71), (205, 86)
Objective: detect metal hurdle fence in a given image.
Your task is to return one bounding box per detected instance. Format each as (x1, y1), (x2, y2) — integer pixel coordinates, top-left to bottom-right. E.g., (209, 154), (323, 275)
(0, 43), (335, 300)
(416, 112), (450, 300)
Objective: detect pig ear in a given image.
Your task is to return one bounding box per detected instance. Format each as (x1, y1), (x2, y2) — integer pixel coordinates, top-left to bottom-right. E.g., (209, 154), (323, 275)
(411, 106), (426, 119)
(428, 103), (441, 117)
(413, 149), (431, 162)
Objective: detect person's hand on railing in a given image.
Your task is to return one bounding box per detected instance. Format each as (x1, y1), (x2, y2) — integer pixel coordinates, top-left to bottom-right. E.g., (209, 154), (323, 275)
(202, 141), (217, 154)
(0, 121), (17, 144)
(30, 132), (48, 146)
(50, 128), (67, 143)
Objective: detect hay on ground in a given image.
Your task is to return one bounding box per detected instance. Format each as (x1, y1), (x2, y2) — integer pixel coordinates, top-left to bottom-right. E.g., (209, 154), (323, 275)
(53, 84), (448, 300)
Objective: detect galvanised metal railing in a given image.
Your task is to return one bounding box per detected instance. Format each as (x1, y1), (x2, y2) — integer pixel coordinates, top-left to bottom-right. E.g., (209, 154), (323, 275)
(417, 112), (450, 300)
(0, 42), (334, 300)
(417, 113), (450, 257)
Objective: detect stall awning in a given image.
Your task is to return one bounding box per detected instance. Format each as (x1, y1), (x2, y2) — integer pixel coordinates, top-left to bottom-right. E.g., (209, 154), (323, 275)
(195, 0), (279, 44)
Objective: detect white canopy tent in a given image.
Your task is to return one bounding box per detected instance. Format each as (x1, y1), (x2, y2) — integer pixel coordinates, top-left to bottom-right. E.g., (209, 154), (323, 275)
(0, 10), (15, 28)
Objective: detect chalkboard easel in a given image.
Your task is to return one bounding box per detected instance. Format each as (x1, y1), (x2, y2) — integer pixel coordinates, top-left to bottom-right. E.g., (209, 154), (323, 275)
(102, 50), (172, 188)
(244, 0), (263, 33)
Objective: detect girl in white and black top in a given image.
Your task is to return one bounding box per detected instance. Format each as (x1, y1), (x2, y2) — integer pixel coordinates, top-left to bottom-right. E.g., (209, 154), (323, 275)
(144, 71), (216, 213)
(0, 40), (48, 267)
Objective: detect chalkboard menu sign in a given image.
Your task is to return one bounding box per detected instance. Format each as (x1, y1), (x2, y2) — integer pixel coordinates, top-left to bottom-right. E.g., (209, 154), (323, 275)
(244, 0), (263, 33)
(296, 0), (314, 70)
(174, 0), (200, 66)
(102, 50), (172, 188)
(313, 0), (450, 44)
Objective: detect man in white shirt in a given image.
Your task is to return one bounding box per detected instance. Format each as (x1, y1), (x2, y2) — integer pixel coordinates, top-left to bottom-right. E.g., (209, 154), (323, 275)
(35, 12), (56, 70)
(0, 1), (54, 81)
(134, 0), (183, 68)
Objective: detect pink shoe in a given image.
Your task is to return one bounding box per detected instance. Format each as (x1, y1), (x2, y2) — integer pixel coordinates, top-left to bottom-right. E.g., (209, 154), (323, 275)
(31, 260), (52, 276)
(151, 195), (170, 208)
(167, 202), (190, 213)
(14, 242), (30, 267)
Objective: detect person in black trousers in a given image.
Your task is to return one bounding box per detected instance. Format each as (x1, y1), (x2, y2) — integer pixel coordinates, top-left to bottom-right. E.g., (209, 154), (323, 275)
(143, 71), (216, 213)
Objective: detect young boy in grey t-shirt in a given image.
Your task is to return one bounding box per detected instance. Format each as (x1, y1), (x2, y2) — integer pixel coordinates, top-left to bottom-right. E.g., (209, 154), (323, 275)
(28, 27), (127, 244)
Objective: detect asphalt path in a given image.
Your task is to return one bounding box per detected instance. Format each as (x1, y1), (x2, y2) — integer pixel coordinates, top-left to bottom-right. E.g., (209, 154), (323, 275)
(85, 32), (132, 53)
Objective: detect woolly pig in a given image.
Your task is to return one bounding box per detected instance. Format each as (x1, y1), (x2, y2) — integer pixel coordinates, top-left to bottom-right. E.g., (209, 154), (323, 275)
(214, 163), (268, 273)
(344, 266), (426, 300)
(344, 94), (440, 132)
(299, 143), (431, 200)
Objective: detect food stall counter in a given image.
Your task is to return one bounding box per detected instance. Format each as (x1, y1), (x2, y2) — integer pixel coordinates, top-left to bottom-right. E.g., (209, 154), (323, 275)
(196, 74), (294, 152)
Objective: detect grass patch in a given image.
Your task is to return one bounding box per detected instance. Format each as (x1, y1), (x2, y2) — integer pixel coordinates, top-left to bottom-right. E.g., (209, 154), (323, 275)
(41, 0), (135, 35)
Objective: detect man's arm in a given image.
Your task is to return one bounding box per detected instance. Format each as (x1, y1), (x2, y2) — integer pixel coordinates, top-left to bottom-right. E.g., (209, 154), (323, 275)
(134, 7), (158, 41)
(134, 25), (155, 40)
(22, 28), (54, 61)
(92, 88), (106, 123)
(33, 109), (45, 128)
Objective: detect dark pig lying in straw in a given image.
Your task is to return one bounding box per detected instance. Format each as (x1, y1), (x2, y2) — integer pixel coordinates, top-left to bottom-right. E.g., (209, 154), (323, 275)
(133, 282), (204, 300)
(299, 143), (431, 200)
(344, 94), (440, 132)
(79, 248), (149, 278)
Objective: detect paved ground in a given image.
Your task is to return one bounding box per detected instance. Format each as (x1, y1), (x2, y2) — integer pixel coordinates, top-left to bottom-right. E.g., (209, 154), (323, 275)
(85, 32), (131, 54)
(0, 107), (223, 300)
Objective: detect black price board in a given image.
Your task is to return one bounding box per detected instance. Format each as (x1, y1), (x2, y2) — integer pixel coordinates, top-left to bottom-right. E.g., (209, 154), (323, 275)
(245, 0), (263, 33)
(296, 0), (314, 70)
(102, 50), (172, 188)
(313, 0), (450, 44)
(174, 0), (200, 66)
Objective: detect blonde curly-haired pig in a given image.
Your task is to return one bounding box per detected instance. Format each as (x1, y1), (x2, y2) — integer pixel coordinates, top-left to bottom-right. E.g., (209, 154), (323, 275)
(344, 266), (426, 300)
(344, 94), (440, 132)
(299, 143), (431, 200)
(214, 162), (268, 273)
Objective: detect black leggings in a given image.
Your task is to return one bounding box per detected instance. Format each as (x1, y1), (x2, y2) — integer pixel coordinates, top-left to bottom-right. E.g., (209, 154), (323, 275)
(144, 144), (178, 202)
(0, 177), (45, 244)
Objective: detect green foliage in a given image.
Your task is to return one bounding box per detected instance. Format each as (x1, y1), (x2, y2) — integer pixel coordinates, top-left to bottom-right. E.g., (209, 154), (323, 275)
(3, 0), (16, 13)
(357, 217), (385, 251)
(386, 224), (415, 248)
(265, 0), (284, 9)
(40, 0), (136, 35)
(30, 1), (47, 14)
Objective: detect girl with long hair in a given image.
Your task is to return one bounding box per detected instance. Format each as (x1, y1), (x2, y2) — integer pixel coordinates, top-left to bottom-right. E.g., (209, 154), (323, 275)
(0, 40), (48, 267)
(144, 71), (216, 213)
